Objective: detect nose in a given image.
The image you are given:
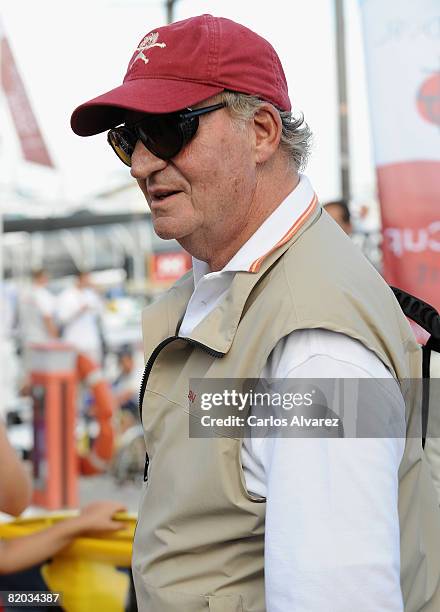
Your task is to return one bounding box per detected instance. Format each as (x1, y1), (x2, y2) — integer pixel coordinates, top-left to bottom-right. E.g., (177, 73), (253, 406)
(130, 140), (168, 179)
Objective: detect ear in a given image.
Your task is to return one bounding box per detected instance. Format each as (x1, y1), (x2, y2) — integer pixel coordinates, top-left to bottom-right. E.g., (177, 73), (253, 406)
(252, 103), (282, 164)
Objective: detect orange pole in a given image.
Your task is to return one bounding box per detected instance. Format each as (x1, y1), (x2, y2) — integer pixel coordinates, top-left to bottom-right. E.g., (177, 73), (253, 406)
(30, 344), (78, 510)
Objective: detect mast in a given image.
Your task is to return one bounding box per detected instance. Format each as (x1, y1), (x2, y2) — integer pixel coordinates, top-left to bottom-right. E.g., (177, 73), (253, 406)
(334, 0), (350, 201)
(165, 0), (176, 24)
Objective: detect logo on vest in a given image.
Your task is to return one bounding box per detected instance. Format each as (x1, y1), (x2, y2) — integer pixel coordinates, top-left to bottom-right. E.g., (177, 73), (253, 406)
(129, 32), (166, 70)
(188, 389), (197, 404)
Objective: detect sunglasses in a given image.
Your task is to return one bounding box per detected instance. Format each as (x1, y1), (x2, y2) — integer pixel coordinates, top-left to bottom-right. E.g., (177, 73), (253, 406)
(107, 102), (225, 166)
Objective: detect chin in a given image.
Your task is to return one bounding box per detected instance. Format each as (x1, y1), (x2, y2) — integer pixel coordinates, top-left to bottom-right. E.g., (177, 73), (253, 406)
(152, 218), (192, 241)
(153, 227), (178, 240)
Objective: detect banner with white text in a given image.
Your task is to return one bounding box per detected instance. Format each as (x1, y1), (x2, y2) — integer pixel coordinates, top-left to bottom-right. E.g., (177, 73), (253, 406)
(359, 0), (439, 317)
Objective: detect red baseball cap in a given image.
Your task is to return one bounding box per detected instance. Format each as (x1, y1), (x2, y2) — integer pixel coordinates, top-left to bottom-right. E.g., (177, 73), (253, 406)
(71, 14), (291, 136)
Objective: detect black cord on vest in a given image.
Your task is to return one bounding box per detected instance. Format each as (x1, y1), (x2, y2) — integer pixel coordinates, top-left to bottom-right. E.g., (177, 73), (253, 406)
(390, 287), (440, 339)
(390, 286), (440, 450)
(421, 342), (432, 449)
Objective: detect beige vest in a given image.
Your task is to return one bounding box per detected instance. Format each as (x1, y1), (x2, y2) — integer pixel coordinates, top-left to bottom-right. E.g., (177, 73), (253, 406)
(133, 207), (440, 612)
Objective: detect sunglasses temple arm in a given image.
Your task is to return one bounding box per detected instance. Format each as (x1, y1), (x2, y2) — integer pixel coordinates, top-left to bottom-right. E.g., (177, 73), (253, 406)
(182, 103), (225, 119)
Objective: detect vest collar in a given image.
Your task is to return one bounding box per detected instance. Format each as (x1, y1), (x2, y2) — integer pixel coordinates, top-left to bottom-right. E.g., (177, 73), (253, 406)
(162, 200), (322, 355)
(192, 174), (317, 282)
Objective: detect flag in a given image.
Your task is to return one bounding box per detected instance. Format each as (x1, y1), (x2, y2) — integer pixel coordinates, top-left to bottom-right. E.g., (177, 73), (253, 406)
(0, 20), (54, 167)
(359, 0), (439, 312)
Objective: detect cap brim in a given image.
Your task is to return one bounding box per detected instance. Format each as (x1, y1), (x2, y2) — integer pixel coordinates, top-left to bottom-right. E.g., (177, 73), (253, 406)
(71, 79), (225, 136)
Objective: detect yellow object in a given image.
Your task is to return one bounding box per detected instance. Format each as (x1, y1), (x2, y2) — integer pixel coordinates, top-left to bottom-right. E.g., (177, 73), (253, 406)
(0, 513), (136, 612)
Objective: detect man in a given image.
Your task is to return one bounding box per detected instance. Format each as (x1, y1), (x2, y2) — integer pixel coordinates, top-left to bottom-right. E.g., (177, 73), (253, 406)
(111, 346), (146, 485)
(323, 199), (353, 235)
(19, 269), (58, 389)
(71, 15), (440, 611)
(19, 269), (58, 346)
(112, 346), (140, 415)
(57, 271), (104, 365)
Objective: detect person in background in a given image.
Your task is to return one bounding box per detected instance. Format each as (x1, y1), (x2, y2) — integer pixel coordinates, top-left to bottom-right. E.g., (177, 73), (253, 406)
(0, 420), (126, 575)
(17, 269), (58, 394)
(0, 421), (32, 517)
(1, 274), (21, 413)
(19, 269), (58, 346)
(111, 346), (145, 482)
(113, 346), (140, 420)
(323, 199), (352, 235)
(0, 501), (126, 575)
(56, 271), (105, 365)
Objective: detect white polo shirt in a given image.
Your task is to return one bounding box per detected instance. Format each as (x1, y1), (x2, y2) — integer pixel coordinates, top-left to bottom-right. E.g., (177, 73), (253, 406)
(19, 284), (56, 344)
(179, 174), (404, 612)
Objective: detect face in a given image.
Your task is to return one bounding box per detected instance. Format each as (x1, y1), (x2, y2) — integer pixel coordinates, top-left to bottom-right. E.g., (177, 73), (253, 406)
(120, 354), (133, 373)
(129, 98), (259, 263)
(35, 272), (49, 285)
(77, 273), (91, 288)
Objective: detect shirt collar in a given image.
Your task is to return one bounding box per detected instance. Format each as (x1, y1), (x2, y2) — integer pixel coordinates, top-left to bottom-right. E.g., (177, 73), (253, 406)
(192, 174), (317, 285)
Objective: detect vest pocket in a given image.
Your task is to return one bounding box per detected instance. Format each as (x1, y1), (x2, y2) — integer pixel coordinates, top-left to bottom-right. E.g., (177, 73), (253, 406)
(134, 575), (244, 611)
(208, 594), (243, 611)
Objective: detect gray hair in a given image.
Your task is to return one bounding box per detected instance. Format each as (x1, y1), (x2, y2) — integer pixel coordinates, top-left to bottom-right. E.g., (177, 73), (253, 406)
(219, 91), (313, 172)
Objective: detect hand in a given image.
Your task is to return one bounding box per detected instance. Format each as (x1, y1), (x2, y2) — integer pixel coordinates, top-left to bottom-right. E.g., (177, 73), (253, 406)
(75, 501), (127, 533)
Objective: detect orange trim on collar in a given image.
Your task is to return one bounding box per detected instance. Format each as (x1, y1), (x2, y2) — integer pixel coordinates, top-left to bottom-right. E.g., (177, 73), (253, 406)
(248, 193), (318, 273)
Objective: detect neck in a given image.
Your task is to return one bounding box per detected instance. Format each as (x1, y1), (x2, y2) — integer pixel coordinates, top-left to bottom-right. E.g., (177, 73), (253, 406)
(206, 168), (299, 272)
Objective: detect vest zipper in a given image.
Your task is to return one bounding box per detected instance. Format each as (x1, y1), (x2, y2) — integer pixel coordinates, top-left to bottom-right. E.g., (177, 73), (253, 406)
(138, 336), (224, 483)
(138, 336), (224, 419)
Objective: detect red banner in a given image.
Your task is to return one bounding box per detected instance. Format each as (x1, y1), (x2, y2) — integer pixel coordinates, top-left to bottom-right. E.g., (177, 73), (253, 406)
(379, 161), (439, 309)
(1, 34), (54, 167)
(149, 252), (192, 284)
(359, 1), (439, 314)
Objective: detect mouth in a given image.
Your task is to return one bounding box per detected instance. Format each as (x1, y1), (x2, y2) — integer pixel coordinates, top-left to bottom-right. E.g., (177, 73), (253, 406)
(149, 190), (182, 203)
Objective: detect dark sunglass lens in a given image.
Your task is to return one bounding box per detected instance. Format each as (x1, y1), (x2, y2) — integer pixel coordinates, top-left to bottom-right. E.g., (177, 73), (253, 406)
(137, 115), (184, 160)
(179, 117), (198, 146)
(108, 129), (135, 166)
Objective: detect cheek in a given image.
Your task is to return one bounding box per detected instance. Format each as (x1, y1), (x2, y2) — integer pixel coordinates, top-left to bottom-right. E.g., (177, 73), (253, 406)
(137, 180), (151, 210)
(137, 179), (151, 205)
(177, 126), (255, 202)
(209, 137), (253, 185)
